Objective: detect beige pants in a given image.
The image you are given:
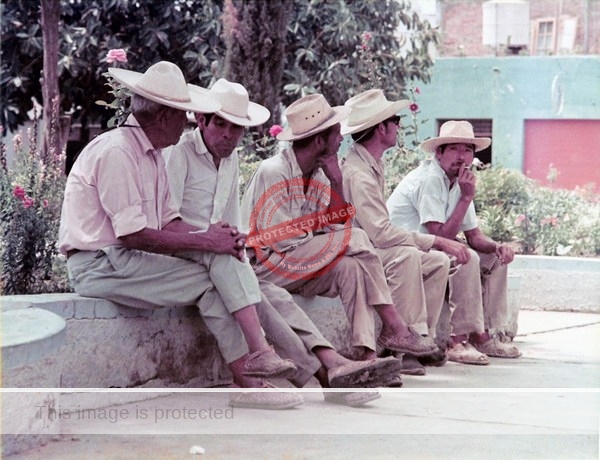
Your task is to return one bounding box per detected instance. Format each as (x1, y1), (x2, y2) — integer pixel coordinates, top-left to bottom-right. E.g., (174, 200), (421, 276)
(252, 228), (392, 352)
(68, 246), (333, 378)
(448, 248), (509, 336)
(376, 246), (450, 337)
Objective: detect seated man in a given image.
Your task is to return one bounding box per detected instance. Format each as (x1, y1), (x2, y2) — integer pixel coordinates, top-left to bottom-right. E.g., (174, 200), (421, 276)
(241, 93), (439, 370)
(387, 120), (522, 364)
(164, 78), (402, 405)
(58, 61), (300, 410)
(340, 90), (472, 374)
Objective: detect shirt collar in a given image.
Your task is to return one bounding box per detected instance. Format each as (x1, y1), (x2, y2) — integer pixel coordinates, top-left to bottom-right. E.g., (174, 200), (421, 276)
(125, 114), (156, 156)
(192, 128), (209, 156)
(351, 143), (384, 175)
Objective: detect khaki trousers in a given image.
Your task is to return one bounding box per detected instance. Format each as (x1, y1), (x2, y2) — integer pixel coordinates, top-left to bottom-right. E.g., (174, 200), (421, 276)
(67, 246), (332, 379)
(376, 246), (450, 337)
(448, 248), (509, 336)
(252, 228), (392, 352)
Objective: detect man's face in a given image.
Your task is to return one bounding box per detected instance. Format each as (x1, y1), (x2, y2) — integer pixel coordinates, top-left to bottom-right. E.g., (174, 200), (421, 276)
(323, 123), (343, 157)
(382, 115), (400, 148)
(198, 114), (245, 162)
(435, 143), (475, 180)
(163, 107), (188, 147)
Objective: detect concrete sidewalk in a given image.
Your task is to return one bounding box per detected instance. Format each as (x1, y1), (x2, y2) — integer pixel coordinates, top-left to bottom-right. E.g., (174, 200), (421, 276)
(5, 309), (600, 459)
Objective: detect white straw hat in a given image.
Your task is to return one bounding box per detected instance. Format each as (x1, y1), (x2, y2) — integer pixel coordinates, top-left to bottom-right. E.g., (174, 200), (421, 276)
(277, 94), (350, 141)
(108, 61), (221, 113)
(204, 78), (270, 127)
(420, 120), (491, 153)
(341, 89), (411, 136)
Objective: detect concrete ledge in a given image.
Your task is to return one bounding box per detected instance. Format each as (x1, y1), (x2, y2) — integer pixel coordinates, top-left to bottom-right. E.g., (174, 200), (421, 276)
(1, 295), (230, 389)
(1, 308), (66, 370)
(510, 255), (600, 312)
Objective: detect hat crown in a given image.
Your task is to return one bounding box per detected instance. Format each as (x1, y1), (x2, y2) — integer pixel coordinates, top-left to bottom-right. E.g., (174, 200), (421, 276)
(345, 89), (388, 126)
(136, 61), (190, 103)
(438, 120), (476, 139)
(285, 94), (336, 137)
(211, 78), (250, 119)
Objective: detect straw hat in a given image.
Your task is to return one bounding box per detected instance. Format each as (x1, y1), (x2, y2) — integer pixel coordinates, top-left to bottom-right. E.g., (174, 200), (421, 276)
(277, 94), (350, 141)
(341, 89), (411, 136)
(420, 120), (491, 153)
(108, 61), (220, 113)
(204, 78), (270, 127)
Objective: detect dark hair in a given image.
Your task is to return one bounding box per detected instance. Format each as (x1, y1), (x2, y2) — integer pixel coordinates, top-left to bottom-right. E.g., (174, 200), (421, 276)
(438, 143), (476, 153)
(351, 125), (377, 143)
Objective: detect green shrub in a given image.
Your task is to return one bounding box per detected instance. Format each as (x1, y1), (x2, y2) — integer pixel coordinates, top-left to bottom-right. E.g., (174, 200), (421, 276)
(0, 120), (71, 294)
(382, 151), (600, 258)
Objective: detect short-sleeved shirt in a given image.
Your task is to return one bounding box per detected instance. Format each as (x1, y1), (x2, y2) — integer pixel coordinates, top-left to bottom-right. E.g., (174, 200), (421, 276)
(163, 128), (240, 229)
(240, 147), (336, 254)
(58, 115), (179, 254)
(340, 143), (434, 251)
(386, 157), (478, 234)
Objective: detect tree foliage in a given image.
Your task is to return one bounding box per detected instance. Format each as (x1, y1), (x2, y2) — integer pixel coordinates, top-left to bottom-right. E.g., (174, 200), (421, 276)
(222, 0), (293, 136)
(1, 0), (439, 135)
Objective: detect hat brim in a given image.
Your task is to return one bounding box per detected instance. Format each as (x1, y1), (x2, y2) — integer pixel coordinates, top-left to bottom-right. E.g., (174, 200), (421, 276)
(420, 136), (491, 153)
(216, 101), (271, 127)
(108, 68), (221, 113)
(341, 100), (411, 136)
(277, 105), (351, 141)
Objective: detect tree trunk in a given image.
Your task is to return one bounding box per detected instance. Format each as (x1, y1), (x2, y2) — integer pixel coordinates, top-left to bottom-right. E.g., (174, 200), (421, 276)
(222, 0), (293, 139)
(40, 0), (69, 165)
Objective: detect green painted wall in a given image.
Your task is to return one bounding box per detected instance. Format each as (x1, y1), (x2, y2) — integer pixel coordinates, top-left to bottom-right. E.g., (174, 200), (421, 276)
(414, 56), (600, 171)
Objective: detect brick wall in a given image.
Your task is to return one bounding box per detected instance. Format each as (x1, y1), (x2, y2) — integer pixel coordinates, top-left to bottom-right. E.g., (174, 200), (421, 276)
(437, 0), (600, 56)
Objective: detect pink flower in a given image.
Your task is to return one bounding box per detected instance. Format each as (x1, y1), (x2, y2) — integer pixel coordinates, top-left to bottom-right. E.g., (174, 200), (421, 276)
(362, 32), (372, 42)
(12, 185), (26, 200)
(23, 197), (35, 208)
(42, 199), (49, 208)
(409, 103), (419, 112)
(515, 214), (527, 225)
(414, 87), (421, 94)
(540, 216), (559, 227)
(106, 49), (128, 64)
(269, 124), (283, 137)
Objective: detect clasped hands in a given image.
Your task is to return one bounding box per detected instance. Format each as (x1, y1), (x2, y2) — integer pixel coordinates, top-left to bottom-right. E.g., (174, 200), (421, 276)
(206, 221), (247, 262)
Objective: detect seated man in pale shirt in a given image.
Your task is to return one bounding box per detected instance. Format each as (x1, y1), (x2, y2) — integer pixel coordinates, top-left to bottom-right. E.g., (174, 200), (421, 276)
(58, 61), (301, 411)
(386, 120), (521, 365)
(163, 78), (402, 407)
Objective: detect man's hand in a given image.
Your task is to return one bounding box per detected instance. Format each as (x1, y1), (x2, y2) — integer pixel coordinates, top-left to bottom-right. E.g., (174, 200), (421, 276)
(457, 164), (477, 201)
(317, 152), (343, 184)
(433, 236), (471, 265)
(495, 243), (515, 265)
(201, 221), (247, 261)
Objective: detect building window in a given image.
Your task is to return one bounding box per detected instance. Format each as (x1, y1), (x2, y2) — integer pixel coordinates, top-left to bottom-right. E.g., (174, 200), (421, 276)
(437, 119), (493, 165)
(531, 16), (576, 55)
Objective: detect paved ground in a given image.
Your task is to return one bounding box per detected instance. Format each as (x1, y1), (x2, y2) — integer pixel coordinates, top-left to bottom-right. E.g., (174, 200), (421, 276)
(5, 309), (600, 459)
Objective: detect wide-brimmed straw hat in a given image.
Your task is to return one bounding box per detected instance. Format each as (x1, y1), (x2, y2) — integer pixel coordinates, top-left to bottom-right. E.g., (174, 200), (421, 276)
(203, 78), (270, 127)
(108, 61), (221, 113)
(341, 89), (411, 136)
(420, 120), (491, 153)
(277, 94), (350, 141)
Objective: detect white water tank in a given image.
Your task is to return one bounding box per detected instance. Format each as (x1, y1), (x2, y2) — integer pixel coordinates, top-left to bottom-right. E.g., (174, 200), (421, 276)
(482, 0), (530, 47)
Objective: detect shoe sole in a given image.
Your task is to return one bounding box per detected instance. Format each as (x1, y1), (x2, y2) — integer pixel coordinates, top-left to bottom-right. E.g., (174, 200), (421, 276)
(447, 356), (490, 365)
(323, 392), (382, 407)
(377, 342), (438, 357)
(229, 394), (304, 410)
(329, 357), (402, 388)
(242, 365), (298, 380)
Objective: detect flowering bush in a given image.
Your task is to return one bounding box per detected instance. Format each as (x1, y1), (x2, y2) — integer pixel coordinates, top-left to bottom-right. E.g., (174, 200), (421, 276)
(0, 117), (70, 294)
(96, 49), (131, 128)
(384, 158), (600, 257)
